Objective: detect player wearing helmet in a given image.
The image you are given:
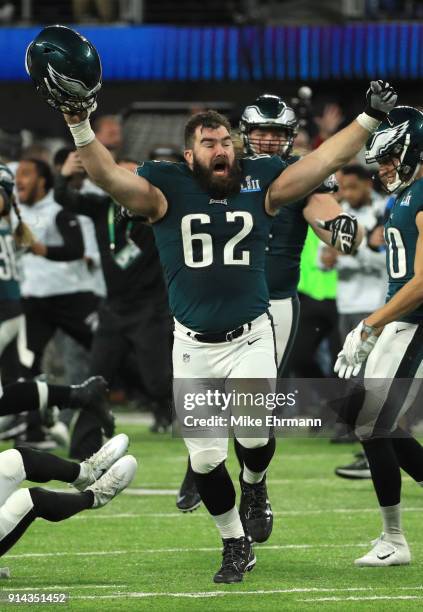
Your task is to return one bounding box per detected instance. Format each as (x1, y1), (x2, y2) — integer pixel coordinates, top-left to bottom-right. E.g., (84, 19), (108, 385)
(336, 106), (423, 566)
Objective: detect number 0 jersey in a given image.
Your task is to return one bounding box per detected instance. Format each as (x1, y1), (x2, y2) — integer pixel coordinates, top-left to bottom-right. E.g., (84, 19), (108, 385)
(136, 156), (286, 333)
(385, 176), (423, 323)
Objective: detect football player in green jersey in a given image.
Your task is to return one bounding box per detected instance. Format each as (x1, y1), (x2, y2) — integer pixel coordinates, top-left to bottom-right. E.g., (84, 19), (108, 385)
(335, 106), (423, 567)
(177, 94), (365, 518)
(240, 93), (363, 374)
(26, 22), (398, 585)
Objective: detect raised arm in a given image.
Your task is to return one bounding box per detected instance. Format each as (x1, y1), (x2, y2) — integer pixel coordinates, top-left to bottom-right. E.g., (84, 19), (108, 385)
(266, 81), (397, 213)
(63, 111), (167, 223)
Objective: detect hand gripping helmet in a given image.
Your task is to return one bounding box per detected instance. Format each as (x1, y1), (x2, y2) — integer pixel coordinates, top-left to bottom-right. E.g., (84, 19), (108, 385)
(365, 106), (423, 193)
(25, 25), (102, 114)
(239, 94), (298, 158)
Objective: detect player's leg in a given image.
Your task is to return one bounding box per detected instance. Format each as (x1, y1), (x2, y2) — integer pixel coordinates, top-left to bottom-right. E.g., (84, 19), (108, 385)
(0, 376), (113, 435)
(270, 296), (300, 375)
(354, 322), (423, 566)
(128, 302), (173, 432)
(390, 427), (423, 483)
(71, 305), (125, 459)
(0, 451), (136, 557)
(172, 330), (254, 583)
(230, 315), (277, 543)
(233, 296), (299, 469)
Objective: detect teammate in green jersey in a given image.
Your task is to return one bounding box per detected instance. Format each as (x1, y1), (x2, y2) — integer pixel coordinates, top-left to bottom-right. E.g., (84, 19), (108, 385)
(27, 23), (398, 585)
(335, 106), (423, 567)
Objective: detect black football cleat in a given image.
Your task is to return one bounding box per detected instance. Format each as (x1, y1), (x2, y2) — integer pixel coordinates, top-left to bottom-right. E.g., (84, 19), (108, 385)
(69, 377), (115, 438)
(213, 536), (256, 584)
(176, 460), (201, 512)
(335, 451), (371, 479)
(239, 472), (273, 543)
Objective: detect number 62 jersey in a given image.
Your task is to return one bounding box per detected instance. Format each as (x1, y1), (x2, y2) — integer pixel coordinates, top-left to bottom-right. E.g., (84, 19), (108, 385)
(136, 156), (286, 333)
(385, 176), (423, 323)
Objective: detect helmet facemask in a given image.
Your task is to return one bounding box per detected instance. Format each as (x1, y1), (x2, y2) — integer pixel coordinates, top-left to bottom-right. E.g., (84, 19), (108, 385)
(240, 96), (298, 159)
(39, 77), (100, 114)
(243, 125), (296, 158)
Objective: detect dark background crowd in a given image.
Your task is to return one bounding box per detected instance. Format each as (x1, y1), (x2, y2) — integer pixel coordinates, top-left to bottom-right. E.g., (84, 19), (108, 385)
(0, 1), (421, 453)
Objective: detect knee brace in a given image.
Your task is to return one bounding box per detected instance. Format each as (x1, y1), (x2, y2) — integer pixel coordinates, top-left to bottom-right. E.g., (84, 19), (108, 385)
(190, 447), (228, 474)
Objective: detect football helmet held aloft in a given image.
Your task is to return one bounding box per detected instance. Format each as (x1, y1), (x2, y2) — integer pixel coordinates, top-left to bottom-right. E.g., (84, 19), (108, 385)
(365, 106), (423, 193)
(25, 25), (102, 114)
(240, 94), (298, 158)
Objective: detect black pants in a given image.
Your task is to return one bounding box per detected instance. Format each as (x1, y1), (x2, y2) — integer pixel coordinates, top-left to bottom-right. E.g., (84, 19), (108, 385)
(290, 293), (341, 378)
(70, 300), (173, 459)
(21, 292), (99, 441)
(23, 292), (99, 376)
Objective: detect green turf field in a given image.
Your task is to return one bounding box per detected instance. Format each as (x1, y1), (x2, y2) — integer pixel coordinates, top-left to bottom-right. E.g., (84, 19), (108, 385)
(1, 423), (423, 611)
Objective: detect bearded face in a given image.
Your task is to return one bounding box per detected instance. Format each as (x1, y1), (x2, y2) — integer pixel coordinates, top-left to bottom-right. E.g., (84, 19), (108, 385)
(185, 125), (242, 198)
(192, 154), (242, 198)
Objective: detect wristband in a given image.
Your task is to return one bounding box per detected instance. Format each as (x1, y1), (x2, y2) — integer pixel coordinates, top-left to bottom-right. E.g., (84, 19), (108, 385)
(68, 118), (95, 148)
(356, 113), (381, 133)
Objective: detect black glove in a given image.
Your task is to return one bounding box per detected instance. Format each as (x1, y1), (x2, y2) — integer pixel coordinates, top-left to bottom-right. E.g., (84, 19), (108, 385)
(317, 213), (358, 255)
(364, 80), (397, 122)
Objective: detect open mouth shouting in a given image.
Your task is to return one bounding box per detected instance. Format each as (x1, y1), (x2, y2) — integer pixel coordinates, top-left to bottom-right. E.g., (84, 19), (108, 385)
(211, 157), (229, 177)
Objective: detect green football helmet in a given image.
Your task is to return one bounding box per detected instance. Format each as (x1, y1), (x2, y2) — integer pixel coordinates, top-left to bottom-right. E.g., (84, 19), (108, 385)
(365, 106), (423, 193)
(240, 94), (298, 158)
(25, 25), (102, 114)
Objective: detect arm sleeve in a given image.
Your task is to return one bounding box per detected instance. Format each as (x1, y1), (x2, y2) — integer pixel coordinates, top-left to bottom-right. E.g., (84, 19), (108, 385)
(53, 175), (107, 219)
(45, 210), (84, 261)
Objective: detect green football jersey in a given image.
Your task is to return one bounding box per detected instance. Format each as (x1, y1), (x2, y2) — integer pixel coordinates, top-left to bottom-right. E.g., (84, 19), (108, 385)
(265, 155), (337, 300)
(136, 155), (286, 333)
(265, 156), (308, 299)
(385, 177), (423, 323)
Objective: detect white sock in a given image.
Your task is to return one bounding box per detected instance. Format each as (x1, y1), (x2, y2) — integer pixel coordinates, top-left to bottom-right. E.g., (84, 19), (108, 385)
(243, 465), (266, 484)
(0, 449), (27, 507)
(73, 461), (89, 487)
(381, 503), (402, 536)
(212, 506), (244, 540)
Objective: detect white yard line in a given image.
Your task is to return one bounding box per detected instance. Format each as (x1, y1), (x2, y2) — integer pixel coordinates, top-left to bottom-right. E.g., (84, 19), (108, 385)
(5, 585), (125, 591)
(68, 586), (423, 600)
(4, 542), (385, 559)
(71, 506), (423, 520)
(298, 595), (423, 602)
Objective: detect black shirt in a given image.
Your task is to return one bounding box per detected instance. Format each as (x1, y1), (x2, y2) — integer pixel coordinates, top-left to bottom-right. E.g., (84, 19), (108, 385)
(54, 176), (168, 314)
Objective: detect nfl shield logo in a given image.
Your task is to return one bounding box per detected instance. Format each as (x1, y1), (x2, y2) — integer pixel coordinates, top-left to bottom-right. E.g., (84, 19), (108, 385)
(183, 353), (190, 363)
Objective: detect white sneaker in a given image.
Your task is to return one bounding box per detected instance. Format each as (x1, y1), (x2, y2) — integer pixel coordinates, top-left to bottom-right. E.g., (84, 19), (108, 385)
(87, 455), (137, 508)
(72, 433), (129, 491)
(355, 533), (411, 567)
